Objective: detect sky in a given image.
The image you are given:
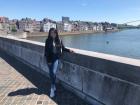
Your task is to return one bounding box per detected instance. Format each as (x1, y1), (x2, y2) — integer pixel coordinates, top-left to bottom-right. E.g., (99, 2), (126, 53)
(0, 0), (140, 25)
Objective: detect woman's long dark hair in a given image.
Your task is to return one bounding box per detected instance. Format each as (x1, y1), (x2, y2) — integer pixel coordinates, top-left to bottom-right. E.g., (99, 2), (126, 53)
(47, 28), (61, 46)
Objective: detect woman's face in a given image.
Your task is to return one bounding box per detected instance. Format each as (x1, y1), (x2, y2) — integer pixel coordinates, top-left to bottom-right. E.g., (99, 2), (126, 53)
(50, 30), (56, 39)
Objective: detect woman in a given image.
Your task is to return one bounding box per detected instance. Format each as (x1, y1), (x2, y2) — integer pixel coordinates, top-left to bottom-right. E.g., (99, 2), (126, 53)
(44, 28), (73, 98)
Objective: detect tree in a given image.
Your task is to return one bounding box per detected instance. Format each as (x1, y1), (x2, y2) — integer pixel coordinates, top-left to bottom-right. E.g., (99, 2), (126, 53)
(11, 25), (17, 32)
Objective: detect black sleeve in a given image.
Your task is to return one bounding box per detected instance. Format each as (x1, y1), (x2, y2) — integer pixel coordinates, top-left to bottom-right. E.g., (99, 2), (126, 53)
(61, 40), (70, 52)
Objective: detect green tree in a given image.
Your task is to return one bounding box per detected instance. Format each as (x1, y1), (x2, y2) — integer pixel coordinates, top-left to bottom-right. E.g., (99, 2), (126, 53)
(11, 26), (17, 32)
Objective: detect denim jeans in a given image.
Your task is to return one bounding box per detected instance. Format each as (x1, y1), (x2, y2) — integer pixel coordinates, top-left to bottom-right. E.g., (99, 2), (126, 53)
(48, 59), (59, 86)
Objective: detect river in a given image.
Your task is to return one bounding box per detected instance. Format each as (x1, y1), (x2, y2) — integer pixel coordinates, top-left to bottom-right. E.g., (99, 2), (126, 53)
(27, 29), (140, 59)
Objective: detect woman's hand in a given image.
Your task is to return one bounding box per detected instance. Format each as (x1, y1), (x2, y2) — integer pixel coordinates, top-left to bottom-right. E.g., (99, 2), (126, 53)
(70, 50), (74, 53)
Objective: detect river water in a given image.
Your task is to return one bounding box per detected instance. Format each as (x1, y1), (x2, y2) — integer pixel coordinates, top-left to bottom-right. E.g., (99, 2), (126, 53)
(27, 29), (140, 59)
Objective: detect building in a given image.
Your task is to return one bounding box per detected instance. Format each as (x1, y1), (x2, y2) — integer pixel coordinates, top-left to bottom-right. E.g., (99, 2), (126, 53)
(0, 17), (9, 23)
(62, 17), (70, 23)
(71, 21), (79, 31)
(43, 22), (56, 32)
(87, 22), (94, 31)
(19, 23), (33, 32)
(18, 18), (41, 32)
(96, 23), (103, 31)
(78, 21), (89, 31)
(63, 22), (72, 32)
(32, 20), (41, 32)
(18, 18), (34, 32)
(41, 18), (56, 32)
(56, 22), (64, 32)
(0, 17), (10, 32)
(61, 17), (72, 32)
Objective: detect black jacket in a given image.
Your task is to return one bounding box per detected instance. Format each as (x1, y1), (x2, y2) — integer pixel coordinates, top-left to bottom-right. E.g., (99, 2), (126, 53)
(44, 38), (70, 63)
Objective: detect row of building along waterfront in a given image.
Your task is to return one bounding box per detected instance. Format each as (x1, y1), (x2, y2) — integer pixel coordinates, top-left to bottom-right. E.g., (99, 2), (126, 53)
(0, 16), (118, 33)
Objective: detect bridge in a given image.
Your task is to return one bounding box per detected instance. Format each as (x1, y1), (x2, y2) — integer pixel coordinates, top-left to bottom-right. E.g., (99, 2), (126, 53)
(0, 36), (140, 105)
(123, 20), (140, 25)
(120, 20), (140, 29)
(118, 20), (140, 29)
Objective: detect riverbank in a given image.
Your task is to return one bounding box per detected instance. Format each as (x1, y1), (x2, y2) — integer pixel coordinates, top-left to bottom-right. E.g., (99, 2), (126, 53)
(27, 29), (119, 38)
(27, 31), (101, 38)
(0, 29), (120, 39)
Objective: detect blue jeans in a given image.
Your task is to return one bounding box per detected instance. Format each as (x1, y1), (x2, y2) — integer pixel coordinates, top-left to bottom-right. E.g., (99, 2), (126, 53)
(48, 59), (59, 86)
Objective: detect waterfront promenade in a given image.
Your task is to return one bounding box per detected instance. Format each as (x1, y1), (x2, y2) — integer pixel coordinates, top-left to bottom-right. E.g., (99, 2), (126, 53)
(0, 49), (90, 105)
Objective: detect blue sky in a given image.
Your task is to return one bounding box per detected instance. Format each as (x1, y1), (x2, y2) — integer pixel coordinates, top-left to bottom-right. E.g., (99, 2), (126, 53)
(0, 0), (140, 24)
